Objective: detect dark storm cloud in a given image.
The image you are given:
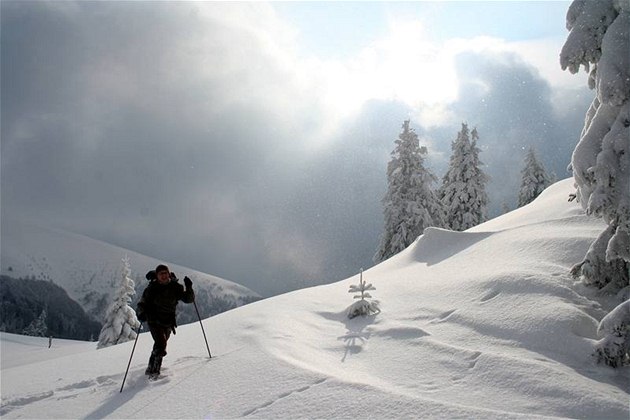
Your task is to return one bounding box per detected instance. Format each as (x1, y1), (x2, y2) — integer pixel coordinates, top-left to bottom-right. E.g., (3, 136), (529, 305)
(1, 2), (591, 296)
(1, 1), (322, 295)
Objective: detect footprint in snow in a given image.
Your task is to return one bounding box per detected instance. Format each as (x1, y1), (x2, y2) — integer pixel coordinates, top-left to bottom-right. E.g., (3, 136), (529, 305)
(429, 309), (457, 323)
(479, 290), (501, 303)
(0, 391), (55, 416)
(241, 378), (328, 417)
(466, 351), (482, 369)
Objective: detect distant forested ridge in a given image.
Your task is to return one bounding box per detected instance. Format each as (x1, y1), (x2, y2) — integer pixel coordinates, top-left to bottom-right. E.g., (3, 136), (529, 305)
(0, 275), (101, 340)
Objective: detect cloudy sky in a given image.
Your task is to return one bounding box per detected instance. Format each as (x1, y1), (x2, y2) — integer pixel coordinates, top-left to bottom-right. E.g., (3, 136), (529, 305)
(1, 1), (591, 296)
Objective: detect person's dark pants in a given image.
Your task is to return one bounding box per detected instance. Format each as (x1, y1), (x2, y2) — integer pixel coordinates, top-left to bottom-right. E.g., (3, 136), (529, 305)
(146, 323), (172, 374)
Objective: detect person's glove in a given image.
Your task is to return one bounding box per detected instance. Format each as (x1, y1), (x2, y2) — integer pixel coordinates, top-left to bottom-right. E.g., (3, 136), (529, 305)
(146, 270), (156, 281)
(184, 276), (193, 289)
(137, 312), (147, 322)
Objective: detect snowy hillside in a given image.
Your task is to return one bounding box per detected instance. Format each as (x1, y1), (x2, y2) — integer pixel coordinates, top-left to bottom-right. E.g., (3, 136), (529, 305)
(0, 220), (261, 323)
(1, 179), (628, 419)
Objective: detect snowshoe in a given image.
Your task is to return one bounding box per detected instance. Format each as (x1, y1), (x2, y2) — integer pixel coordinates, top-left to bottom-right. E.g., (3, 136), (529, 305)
(146, 352), (163, 376)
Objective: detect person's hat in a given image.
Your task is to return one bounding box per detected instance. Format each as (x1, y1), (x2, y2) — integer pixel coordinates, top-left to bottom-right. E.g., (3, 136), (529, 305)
(155, 264), (169, 274)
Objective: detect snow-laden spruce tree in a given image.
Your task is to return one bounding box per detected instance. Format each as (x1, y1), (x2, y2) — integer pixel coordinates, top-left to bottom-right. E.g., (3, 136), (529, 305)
(468, 128), (489, 223)
(594, 299), (630, 367)
(561, 0), (629, 367)
(439, 124), (489, 231)
(518, 146), (550, 207)
(347, 269), (380, 319)
(374, 120), (444, 263)
(23, 308), (48, 337)
(97, 256), (140, 349)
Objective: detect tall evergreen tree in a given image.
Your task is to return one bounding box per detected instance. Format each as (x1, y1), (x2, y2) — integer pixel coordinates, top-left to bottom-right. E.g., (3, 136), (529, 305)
(518, 147), (550, 207)
(439, 123), (489, 231)
(468, 128), (489, 224)
(97, 256), (140, 349)
(561, 0), (629, 367)
(374, 120), (443, 263)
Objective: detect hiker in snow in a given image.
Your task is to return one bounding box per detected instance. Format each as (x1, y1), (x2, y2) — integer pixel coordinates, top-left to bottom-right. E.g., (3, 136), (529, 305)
(136, 264), (194, 376)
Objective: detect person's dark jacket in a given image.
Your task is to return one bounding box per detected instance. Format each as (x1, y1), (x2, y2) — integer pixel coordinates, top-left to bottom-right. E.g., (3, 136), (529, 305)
(136, 276), (194, 329)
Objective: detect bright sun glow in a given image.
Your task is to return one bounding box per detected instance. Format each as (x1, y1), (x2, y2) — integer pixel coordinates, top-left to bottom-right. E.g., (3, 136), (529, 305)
(295, 10), (582, 138)
(292, 19), (461, 149)
(318, 20), (459, 117)
(307, 19), (513, 131)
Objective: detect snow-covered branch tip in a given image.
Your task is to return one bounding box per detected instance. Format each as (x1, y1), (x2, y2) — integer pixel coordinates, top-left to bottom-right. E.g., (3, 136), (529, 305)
(594, 299), (630, 368)
(347, 269), (380, 319)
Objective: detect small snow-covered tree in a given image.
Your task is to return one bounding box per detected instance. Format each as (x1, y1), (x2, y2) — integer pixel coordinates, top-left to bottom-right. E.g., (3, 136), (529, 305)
(561, 0), (629, 294)
(518, 147), (550, 207)
(23, 308), (47, 337)
(594, 299), (630, 367)
(97, 256), (140, 349)
(374, 120), (444, 263)
(347, 269), (380, 319)
(439, 124), (489, 231)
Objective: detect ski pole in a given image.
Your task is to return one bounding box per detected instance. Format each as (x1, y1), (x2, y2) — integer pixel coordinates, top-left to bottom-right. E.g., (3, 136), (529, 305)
(120, 325), (141, 393)
(193, 300), (212, 358)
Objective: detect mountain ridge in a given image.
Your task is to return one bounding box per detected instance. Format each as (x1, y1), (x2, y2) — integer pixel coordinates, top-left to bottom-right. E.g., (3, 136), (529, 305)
(0, 219), (261, 325)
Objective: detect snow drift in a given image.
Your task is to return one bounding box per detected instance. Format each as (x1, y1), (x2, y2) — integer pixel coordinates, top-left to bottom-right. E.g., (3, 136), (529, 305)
(1, 179), (628, 419)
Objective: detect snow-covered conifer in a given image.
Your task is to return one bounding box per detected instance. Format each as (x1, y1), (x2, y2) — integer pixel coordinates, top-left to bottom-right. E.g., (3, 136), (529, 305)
(561, 0), (629, 295)
(22, 308), (48, 337)
(374, 120), (444, 263)
(594, 299), (630, 367)
(561, 0), (629, 367)
(439, 124), (489, 231)
(518, 147), (550, 207)
(97, 256), (140, 349)
(347, 269), (380, 319)
(468, 128), (490, 224)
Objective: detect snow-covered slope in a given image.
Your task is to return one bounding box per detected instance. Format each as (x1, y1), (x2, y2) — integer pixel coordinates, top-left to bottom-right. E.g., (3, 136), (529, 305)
(1, 179), (628, 419)
(0, 220), (261, 322)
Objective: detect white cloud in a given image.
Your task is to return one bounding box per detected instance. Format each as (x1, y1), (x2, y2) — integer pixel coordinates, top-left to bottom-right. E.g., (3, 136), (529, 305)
(283, 16), (580, 131)
(296, 19), (461, 126)
(507, 37), (589, 89)
(74, 5), (580, 150)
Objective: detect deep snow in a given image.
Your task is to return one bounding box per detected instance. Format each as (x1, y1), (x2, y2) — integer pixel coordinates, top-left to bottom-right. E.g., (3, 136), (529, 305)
(1, 179), (628, 419)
